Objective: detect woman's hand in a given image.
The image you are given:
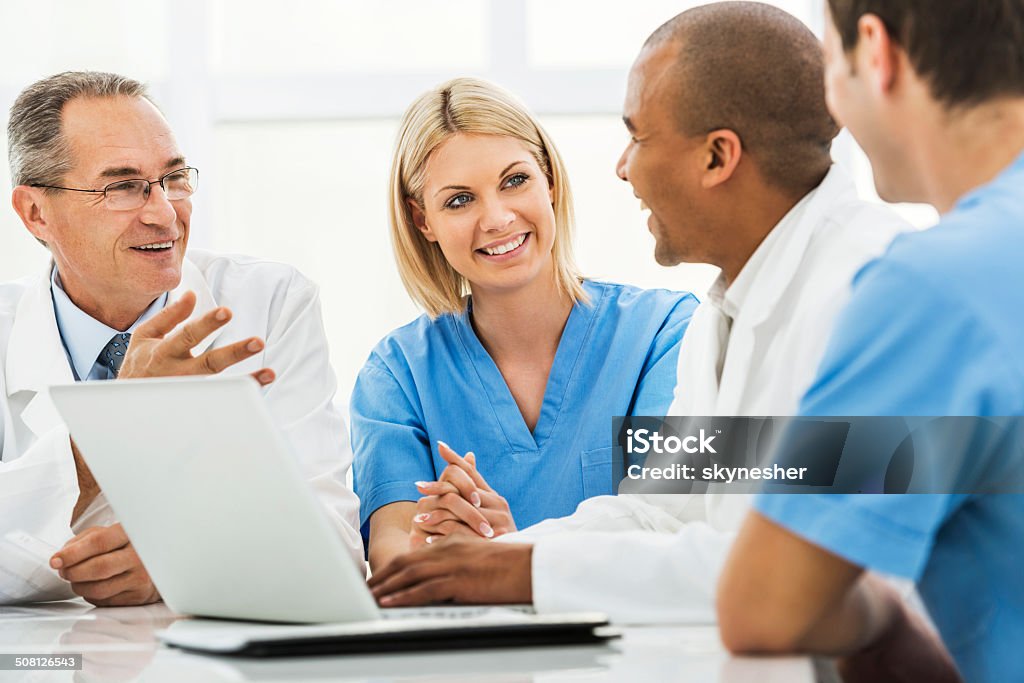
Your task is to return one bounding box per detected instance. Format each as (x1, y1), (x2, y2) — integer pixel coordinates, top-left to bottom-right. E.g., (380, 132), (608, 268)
(408, 442), (517, 548)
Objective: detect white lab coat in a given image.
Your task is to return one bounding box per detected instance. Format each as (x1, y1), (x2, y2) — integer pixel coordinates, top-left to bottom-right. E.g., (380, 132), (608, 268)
(0, 249), (363, 604)
(506, 166), (913, 623)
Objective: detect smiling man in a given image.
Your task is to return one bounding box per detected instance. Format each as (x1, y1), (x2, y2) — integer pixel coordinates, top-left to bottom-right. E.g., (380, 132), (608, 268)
(0, 71), (362, 606)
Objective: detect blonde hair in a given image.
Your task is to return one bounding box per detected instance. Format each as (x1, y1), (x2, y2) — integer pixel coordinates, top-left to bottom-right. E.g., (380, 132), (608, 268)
(388, 77), (585, 318)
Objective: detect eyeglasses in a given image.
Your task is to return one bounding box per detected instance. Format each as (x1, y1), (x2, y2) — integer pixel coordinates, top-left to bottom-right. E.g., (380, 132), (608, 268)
(31, 167), (199, 211)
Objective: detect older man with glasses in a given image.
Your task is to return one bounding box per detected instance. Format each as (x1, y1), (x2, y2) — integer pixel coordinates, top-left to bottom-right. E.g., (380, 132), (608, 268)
(0, 71), (363, 606)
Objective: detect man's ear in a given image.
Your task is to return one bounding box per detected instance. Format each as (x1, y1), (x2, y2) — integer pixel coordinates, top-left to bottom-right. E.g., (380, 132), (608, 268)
(12, 186), (54, 245)
(701, 129), (742, 190)
(407, 198), (438, 243)
(856, 13), (901, 96)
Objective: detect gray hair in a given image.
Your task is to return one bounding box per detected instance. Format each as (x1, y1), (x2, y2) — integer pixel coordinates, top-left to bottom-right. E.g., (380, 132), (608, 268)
(7, 71), (151, 189)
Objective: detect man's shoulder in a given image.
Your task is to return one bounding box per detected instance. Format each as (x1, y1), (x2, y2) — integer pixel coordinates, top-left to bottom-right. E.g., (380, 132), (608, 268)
(0, 274), (44, 322)
(185, 249), (315, 296)
(783, 196), (912, 308)
(0, 275), (40, 305)
(864, 198), (1021, 305)
(814, 196), (912, 263)
(897, 190), (1021, 260)
(763, 198), (909, 342)
(868, 200), (1024, 358)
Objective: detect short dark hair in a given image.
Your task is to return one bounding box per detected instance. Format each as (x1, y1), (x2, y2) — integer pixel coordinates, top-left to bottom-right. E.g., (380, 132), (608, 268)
(827, 0), (1024, 108)
(645, 2), (838, 197)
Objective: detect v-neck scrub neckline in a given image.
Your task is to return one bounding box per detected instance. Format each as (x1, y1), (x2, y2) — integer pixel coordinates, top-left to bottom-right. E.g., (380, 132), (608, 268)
(451, 284), (602, 452)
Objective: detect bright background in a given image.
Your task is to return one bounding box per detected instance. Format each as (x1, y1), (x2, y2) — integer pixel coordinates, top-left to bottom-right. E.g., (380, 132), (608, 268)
(0, 0), (938, 398)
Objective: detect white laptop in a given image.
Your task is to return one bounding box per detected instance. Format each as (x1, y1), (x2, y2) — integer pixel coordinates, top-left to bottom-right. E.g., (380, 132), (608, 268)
(49, 375), (613, 656)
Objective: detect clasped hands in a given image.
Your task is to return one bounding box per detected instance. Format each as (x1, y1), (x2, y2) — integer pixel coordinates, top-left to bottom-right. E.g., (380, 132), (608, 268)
(365, 442), (533, 608)
(56, 291), (275, 606)
(409, 441), (517, 547)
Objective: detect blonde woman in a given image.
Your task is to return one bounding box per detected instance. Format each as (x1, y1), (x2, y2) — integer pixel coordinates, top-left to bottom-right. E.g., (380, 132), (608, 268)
(352, 78), (698, 570)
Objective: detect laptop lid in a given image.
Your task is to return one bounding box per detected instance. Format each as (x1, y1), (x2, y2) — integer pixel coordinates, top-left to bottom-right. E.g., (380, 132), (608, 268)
(49, 375), (378, 624)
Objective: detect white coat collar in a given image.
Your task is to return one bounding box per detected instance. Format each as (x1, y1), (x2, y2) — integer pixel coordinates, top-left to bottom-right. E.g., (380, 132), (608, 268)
(6, 262), (74, 398)
(5, 253), (218, 436)
(719, 164), (857, 331)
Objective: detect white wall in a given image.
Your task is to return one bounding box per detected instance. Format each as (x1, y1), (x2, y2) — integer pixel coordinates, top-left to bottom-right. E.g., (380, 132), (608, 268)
(0, 0), (937, 399)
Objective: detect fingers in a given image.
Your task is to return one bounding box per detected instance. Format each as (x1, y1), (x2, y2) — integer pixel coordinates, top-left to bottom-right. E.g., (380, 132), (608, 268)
(416, 490), (515, 536)
(437, 442), (493, 492)
(251, 368), (276, 386)
(436, 441), (465, 467)
(58, 546), (138, 583)
(415, 513), (481, 537)
(412, 507), (457, 527)
(122, 292), (275, 382)
(71, 570), (159, 606)
(369, 554), (452, 605)
(415, 480), (461, 497)
(378, 577), (454, 607)
(88, 588), (161, 607)
(424, 493), (493, 538)
(134, 291), (197, 339)
(194, 338), (265, 374)
(367, 547), (424, 588)
(408, 531), (429, 549)
(437, 465), (481, 507)
(52, 525), (129, 570)
(162, 305), (235, 358)
(68, 567), (137, 602)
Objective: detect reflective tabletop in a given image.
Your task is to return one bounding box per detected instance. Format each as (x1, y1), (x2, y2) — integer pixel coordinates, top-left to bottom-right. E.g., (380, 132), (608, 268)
(0, 601), (815, 682)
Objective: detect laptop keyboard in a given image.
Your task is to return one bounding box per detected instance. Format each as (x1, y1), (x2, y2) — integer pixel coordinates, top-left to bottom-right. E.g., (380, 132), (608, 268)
(380, 605), (536, 620)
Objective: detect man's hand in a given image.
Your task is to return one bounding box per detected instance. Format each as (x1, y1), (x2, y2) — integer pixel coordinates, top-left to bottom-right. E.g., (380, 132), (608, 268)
(410, 442), (516, 547)
(368, 536), (533, 606)
(118, 290), (275, 385)
(50, 524), (160, 607)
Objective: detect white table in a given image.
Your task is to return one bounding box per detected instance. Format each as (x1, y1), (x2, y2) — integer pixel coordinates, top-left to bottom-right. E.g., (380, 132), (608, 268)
(0, 601), (817, 682)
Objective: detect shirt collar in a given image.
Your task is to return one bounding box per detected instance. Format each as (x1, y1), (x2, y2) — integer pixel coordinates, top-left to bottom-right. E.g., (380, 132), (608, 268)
(706, 188), (816, 320)
(955, 148), (1024, 213)
(50, 266), (168, 381)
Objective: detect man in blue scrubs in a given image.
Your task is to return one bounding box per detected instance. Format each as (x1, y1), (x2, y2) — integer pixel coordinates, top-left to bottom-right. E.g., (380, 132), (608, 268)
(717, 2), (1024, 681)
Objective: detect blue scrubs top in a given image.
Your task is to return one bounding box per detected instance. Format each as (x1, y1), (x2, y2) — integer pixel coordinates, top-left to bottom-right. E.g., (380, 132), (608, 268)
(756, 152), (1024, 683)
(352, 280), (698, 540)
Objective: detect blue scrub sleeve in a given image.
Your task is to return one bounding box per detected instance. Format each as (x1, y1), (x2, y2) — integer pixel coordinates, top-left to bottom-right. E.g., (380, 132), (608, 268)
(756, 261), (1018, 579)
(631, 293), (699, 416)
(755, 494), (957, 579)
(350, 357), (435, 540)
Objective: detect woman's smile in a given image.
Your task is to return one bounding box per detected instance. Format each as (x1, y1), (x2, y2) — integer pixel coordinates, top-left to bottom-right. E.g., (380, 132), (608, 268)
(476, 232), (530, 261)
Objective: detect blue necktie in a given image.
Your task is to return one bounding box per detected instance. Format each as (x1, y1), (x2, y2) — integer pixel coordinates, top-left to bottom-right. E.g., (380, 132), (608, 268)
(97, 333), (131, 378)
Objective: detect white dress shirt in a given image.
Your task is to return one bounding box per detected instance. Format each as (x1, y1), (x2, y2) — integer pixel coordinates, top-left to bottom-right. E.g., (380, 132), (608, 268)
(50, 266), (167, 382)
